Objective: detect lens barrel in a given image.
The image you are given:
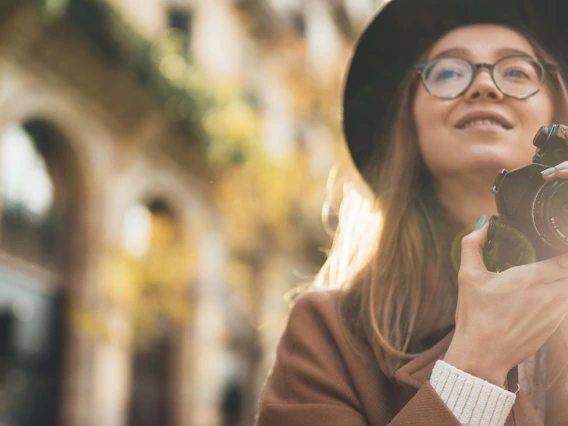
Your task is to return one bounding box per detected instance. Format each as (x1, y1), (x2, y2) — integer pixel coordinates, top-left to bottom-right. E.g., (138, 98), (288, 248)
(533, 180), (568, 249)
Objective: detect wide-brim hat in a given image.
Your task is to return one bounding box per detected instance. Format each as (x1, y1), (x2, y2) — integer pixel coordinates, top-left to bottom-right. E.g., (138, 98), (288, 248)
(343, 0), (568, 181)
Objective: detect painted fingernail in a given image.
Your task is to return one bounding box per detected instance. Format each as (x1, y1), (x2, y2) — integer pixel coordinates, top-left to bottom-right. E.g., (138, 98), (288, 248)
(555, 164), (568, 171)
(541, 167), (556, 176)
(474, 214), (487, 229)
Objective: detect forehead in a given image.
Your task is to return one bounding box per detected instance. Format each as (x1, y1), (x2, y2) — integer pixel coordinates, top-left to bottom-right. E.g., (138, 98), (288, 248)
(429, 24), (536, 59)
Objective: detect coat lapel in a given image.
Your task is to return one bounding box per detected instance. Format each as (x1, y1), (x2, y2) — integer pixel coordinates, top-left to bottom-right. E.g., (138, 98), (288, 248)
(392, 330), (544, 426)
(392, 330), (454, 388)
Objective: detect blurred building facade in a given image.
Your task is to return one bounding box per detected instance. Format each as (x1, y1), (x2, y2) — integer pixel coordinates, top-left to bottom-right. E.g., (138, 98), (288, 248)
(0, 0), (383, 426)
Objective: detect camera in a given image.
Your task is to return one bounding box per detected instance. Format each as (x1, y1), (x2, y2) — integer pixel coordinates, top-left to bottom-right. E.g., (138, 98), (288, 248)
(484, 123), (568, 272)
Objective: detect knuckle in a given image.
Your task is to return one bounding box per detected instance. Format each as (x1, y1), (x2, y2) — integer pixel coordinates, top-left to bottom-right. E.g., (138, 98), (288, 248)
(461, 234), (476, 248)
(458, 268), (477, 286)
(551, 297), (567, 318)
(558, 257), (568, 269)
(547, 287), (568, 311)
(540, 289), (556, 307)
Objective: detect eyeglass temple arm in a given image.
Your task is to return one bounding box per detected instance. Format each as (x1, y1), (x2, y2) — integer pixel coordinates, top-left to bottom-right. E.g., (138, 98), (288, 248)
(544, 63), (557, 74)
(413, 63), (427, 74)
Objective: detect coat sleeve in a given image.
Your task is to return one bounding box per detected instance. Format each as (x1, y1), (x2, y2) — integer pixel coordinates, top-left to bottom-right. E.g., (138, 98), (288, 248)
(255, 291), (462, 426)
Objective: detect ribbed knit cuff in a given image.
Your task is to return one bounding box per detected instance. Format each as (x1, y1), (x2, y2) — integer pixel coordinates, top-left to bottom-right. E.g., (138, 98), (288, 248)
(430, 360), (516, 426)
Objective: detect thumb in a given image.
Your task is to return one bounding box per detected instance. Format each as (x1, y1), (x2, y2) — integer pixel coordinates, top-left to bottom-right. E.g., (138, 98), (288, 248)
(459, 214), (489, 273)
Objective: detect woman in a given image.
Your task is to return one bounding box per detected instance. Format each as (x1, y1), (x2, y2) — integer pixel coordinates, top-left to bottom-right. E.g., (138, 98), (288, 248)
(256, 0), (568, 424)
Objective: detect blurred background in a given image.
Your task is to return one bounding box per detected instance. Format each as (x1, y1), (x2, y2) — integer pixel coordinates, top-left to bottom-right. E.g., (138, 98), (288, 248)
(0, 0), (385, 425)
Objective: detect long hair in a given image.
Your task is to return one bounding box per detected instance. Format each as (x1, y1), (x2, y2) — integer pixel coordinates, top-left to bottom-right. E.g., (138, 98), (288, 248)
(308, 25), (568, 412)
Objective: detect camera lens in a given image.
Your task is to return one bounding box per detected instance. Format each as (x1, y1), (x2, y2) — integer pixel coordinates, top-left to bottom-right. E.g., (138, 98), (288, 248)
(552, 197), (568, 232)
(482, 218), (536, 272)
(533, 180), (568, 249)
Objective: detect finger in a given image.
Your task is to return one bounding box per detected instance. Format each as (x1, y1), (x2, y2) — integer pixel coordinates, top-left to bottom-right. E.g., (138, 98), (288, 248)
(554, 164), (568, 179)
(541, 163), (568, 181)
(459, 215), (490, 274)
(541, 171), (557, 181)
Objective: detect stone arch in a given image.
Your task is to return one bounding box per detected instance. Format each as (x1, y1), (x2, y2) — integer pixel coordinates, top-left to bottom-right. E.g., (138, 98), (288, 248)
(1, 119), (86, 272)
(109, 159), (215, 256)
(0, 71), (121, 426)
(109, 160), (227, 426)
(123, 197), (181, 426)
(0, 116), (87, 426)
(0, 88), (105, 193)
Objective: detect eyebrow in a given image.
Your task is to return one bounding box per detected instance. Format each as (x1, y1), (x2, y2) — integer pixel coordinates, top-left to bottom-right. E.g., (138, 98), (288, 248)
(431, 47), (533, 60)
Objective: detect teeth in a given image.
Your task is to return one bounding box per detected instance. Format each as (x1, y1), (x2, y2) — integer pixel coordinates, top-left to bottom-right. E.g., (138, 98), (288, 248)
(463, 119), (505, 129)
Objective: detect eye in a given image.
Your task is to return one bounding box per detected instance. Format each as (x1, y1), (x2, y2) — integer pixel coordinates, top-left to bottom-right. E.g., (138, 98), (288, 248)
(503, 67), (530, 79)
(497, 58), (542, 83)
(435, 69), (462, 81)
(427, 66), (465, 82)
(425, 58), (470, 83)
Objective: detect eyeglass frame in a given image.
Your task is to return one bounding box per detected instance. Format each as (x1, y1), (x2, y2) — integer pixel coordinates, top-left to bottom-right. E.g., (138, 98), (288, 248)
(413, 54), (558, 100)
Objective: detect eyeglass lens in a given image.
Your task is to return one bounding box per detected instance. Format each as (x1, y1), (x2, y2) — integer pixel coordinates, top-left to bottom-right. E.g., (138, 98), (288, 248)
(423, 57), (545, 99)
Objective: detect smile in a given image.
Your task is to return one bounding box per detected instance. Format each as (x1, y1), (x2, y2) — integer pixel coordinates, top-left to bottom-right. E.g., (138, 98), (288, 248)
(460, 119), (509, 130)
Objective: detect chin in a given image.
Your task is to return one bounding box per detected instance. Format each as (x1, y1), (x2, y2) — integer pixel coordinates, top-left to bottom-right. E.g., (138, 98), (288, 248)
(480, 156), (530, 175)
(500, 152), (536, 171)
(469, 144), (534, 171)
(424, 143), (534, 179)
(434, 158), (519, 183)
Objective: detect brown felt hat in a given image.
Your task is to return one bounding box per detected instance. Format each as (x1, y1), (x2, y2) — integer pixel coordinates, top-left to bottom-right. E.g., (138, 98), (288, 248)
(342, 0), (568, 181)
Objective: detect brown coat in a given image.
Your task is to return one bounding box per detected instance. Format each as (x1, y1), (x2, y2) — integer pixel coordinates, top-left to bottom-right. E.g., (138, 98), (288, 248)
(255, 290), (545, 426)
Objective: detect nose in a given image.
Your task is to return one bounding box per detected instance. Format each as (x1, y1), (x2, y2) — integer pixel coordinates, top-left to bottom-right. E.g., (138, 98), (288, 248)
(463, 69), (504, 102)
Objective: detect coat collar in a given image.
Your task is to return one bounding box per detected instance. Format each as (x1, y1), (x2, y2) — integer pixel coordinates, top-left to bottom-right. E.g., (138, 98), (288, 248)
(393, 330), (455, 389)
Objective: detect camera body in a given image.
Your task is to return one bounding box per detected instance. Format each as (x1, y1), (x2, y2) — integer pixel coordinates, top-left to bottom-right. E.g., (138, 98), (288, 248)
(484, 124), (568, 272)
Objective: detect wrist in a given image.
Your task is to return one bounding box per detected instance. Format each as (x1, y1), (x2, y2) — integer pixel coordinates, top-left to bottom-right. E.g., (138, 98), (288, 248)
(443, 346), (508, 387)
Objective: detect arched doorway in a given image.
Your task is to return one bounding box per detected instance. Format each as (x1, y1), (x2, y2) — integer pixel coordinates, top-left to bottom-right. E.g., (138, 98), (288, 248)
(123, 199), (185, 426)
(0, 120), (82, 426)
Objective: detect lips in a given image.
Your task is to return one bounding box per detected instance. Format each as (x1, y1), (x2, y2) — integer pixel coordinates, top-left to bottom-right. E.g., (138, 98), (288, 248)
(455, 111), (513, 130)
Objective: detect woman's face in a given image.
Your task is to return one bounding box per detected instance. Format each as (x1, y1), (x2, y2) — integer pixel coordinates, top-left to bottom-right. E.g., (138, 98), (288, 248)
(413, 24), (555, 182)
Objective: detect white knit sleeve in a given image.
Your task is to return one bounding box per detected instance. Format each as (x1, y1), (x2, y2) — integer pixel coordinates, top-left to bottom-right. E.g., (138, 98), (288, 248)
(430, 360), (516, 426)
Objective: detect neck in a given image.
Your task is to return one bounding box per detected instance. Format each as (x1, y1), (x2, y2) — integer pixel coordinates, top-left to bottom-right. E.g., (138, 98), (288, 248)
(434, 173), (498, 228)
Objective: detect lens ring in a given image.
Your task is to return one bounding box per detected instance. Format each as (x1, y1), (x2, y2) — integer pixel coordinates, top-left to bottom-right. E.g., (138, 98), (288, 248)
(533, 180), (568, 249)
(483, 220), (536, 272)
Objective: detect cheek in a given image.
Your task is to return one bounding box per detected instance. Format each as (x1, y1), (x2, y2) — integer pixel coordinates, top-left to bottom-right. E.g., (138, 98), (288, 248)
(528, 89), (555, 125)
(413, 89), (452, 151)
(515, 97), (554, 145)
(413, 90), (435, 143)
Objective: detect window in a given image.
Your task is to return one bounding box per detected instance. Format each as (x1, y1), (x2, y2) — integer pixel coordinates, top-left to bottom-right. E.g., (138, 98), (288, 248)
(0, 122), (69, 271)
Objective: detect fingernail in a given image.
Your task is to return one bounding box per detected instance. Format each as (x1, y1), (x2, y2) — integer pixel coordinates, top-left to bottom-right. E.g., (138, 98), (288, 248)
(474, 214), (487, 229)
(542, 167), (556, 175)
(556, 164), (568, 171)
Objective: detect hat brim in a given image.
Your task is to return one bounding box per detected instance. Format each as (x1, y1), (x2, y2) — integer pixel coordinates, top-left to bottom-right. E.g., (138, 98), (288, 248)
(342, 0), (568, 178)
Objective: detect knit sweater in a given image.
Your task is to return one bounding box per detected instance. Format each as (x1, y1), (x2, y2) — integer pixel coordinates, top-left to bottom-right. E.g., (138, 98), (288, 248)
(431, 349), (548, 425)
(431, 360), (517, 425)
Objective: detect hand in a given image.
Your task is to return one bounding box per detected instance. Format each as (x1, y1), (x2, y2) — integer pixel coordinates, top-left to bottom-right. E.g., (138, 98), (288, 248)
(444, 219), (568, 386)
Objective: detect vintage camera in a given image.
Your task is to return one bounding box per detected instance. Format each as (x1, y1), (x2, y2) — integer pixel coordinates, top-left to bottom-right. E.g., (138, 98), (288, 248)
(484, 123), (568, 272)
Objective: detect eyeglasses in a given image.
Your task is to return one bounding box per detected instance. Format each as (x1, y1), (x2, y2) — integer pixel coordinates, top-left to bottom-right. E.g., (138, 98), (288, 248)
(413, 55), (557, 100)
